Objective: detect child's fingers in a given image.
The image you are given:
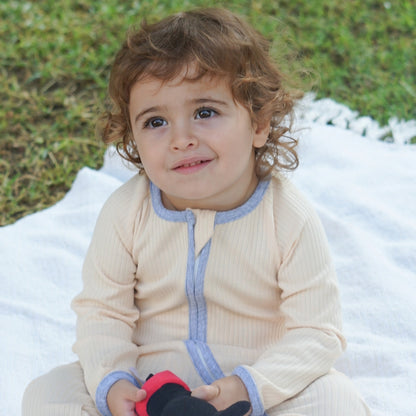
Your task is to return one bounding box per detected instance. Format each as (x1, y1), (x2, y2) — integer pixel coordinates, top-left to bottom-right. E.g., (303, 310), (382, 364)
(111, 379), (147, 402)
(123, 382), (146, 402)
(108, 380), (146, 416)
(135, 388), (147, 402)
(191, 384), (220, 401)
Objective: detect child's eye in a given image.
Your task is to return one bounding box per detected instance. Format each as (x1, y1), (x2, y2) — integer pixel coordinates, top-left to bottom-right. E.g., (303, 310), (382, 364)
(144, 117), (167, 129)
(195, 108), (217, 119)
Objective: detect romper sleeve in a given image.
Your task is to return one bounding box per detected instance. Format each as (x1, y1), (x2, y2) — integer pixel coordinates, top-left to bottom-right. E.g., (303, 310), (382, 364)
(71, 174), (147, 413)
(233, 179), (346, 416)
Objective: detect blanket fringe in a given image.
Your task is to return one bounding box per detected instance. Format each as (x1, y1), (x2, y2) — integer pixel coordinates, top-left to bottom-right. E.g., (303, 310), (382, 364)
(296, 93), (416, 145)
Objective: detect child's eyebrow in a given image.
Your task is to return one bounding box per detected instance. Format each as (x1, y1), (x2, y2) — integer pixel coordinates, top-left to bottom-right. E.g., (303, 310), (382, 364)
(134, 106), (165, 124)
(191, 98), (228, 107)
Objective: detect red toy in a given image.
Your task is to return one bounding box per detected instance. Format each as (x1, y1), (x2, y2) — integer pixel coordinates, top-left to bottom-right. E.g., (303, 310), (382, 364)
(135, 371), (251, 416)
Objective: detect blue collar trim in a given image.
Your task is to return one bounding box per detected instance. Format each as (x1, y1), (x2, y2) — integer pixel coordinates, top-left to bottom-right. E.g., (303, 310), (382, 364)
(215, 179), (270, 224)
(150, 179), (270, 224)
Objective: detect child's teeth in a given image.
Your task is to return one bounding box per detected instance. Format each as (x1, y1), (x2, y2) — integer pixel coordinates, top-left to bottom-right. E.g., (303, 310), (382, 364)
(184, 161), (201, 167)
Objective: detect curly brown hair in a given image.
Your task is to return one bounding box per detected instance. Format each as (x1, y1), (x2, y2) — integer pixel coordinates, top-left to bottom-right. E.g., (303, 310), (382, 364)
(99, 8), (303, 178)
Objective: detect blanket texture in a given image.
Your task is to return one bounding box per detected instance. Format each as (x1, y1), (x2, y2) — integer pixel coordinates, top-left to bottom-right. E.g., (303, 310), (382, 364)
(1, 123), (415, 416)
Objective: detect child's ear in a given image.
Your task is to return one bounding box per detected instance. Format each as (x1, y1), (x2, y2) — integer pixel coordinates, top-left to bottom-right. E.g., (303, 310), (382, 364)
(253, 119), (271, 148)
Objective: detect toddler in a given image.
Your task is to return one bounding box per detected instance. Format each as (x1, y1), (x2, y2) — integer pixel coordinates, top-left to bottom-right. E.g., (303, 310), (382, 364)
(23, 7), (370, 416)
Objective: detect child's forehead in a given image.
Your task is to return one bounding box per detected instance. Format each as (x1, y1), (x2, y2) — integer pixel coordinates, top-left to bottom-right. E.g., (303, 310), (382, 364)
(134, 67), (230, 94)
(141, 61), (225, 84)
(128, 70), (241, 113)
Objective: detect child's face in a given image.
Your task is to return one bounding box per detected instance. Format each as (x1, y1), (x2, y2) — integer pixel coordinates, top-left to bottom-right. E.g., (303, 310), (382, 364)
(129, 72), (269, 211)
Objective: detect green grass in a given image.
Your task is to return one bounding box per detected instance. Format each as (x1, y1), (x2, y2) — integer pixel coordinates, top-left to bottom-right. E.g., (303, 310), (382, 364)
(1, 0), (415, 225)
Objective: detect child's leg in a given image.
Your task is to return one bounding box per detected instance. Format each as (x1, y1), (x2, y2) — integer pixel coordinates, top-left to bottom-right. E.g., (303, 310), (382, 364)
(268, 369), (371, 416)
(22, 361), (100, 416)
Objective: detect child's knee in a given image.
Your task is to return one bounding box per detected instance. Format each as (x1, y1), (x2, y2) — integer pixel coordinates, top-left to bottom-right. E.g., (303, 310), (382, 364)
(270, 369), (370, 416)
(22, 372), (50, 416)
(22, 362), (96, 416)
(309, 370), (370, 416)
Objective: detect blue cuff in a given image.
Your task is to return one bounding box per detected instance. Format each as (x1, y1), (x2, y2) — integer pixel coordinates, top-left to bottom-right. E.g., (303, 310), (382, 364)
(233, 366), (266, 416)
(95, 371), (141, 416)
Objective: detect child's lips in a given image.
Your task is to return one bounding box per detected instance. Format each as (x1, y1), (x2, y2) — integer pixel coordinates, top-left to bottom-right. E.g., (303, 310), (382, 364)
(172, 157), (213, 174)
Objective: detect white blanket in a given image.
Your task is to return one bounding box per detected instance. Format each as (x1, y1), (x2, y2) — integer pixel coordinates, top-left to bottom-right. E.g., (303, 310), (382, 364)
(1, 123), (415, 416)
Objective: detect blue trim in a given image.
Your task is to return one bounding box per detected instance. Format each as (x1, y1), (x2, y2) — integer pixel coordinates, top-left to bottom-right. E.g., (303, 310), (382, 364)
(199, 340), (224, 380)
(215, 179), (270, 224)
(185, 212), (197, 338)
(185, 240), (225, 383)
(194, 241), (211, 341)
(150, 181), (188, 222)
(95, 371), (140, 416)
(185, 339), (225, 384)
(233, 367), (267, 416)
(150, 179), (270, 224)
(183, 212), (224, 384)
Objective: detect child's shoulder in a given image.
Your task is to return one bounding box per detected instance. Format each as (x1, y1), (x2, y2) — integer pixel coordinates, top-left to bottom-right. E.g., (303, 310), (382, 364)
(97, 173), (150, 223)
(269, 172), (319, 225)
(110, 172), (149, 200)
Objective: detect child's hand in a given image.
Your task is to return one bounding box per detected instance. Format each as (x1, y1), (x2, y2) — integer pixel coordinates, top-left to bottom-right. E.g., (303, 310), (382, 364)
(107, 379), (146, 416)
(191, 375), (251, 415)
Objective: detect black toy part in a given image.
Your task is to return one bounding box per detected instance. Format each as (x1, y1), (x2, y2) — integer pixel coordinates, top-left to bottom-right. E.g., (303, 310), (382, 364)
(135, 371), (250, 416)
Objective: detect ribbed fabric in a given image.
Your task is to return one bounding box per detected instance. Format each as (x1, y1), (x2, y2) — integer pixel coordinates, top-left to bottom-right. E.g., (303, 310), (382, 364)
(22, 362), (101, 416)
(268, 369), (371, 416)
(22, 363), (370, 416)
(64, 172), (350, 413)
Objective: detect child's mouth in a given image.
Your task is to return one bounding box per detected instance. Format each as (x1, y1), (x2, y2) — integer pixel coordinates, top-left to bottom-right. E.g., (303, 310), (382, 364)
(181, 160), (205, 168)
(173, 159), (212, 174)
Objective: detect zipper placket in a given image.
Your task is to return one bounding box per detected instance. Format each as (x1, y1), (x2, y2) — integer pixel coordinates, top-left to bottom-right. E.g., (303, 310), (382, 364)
(186, 212), (222, 384)
(192, 253), (219, 383)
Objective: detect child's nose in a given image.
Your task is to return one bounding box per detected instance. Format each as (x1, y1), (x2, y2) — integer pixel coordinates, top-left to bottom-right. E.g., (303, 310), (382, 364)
(169, 122), (198, 151)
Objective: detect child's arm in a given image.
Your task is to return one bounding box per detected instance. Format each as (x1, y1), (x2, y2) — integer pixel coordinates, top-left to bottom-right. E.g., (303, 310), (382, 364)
(71, 176), (147, 416)
(229, 196), (346, 416)
(203, 181), (345, 416)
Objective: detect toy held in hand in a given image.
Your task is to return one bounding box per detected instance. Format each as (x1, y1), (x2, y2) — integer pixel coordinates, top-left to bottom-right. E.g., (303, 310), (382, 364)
(135, 371), (251, 416)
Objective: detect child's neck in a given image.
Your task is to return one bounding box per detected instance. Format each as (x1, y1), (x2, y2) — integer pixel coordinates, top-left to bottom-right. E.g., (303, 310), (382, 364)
(160, 173), (260, 212)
